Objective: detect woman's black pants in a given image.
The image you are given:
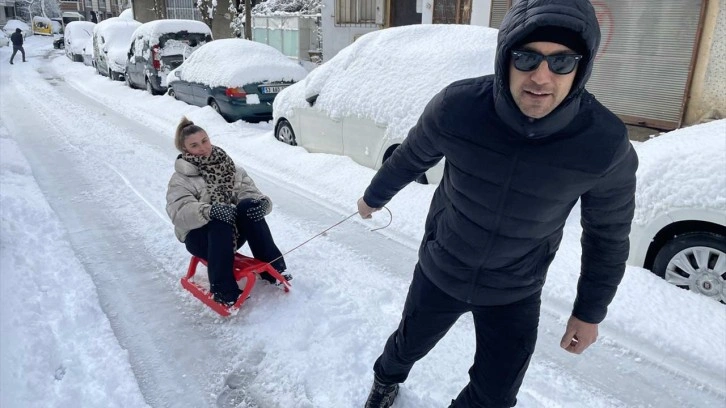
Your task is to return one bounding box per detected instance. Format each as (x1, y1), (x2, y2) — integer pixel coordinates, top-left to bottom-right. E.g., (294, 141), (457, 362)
(184, 200), (285, 297)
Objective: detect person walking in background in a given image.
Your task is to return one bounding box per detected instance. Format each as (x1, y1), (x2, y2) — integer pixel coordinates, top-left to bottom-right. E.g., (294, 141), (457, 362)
(166, 117), (291, 306)
(358, 0), (638, 407)
(9, 28), (26, 64)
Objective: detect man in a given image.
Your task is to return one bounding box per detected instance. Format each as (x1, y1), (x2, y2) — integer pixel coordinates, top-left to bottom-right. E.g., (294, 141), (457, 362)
(358, 0), (638, 407)
(10, 28), (26, 65)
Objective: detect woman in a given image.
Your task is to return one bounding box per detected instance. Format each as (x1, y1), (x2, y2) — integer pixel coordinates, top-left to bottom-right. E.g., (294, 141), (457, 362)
(166, 117), (289, 306)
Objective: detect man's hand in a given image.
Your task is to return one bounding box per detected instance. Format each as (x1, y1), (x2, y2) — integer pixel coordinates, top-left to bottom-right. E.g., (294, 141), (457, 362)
(357, 197), (381, 219)
(560, 315), (598, 354)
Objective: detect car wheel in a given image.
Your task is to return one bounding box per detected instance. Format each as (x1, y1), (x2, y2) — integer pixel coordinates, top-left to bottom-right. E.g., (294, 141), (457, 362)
(652, 232), (726, 303)
(275, 119), (297, 146)
(209, 99), (221, 114)
(168, 87), (176, 99)
(146, 78), (156, 95)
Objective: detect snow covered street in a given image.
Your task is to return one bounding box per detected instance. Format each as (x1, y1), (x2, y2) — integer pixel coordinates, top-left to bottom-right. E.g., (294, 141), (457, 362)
(1, 36), (724, 408)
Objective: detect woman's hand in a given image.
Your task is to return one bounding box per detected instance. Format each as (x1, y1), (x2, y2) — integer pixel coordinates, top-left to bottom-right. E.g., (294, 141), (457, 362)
(209, 203), (236, 225)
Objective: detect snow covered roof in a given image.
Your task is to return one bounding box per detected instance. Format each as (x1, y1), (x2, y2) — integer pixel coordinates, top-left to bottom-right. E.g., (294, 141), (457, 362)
(131, 19), (212, 45)
(32, 16), (52, 24)
(3, 19), (31, 33)
(632, 119), (726, 226)
(119, 9), (134, 20)
(168, 38), (308, 88)
(274, 24), (498, 142)
(66, 21), (96, 40)
(94, 17), (141, 47)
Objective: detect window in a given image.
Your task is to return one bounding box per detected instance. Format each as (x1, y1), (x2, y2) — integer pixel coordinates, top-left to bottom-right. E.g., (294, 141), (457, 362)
(4, 7), (15, 18)
(336, 0), (378, 26)
(166, 0), (202, 21)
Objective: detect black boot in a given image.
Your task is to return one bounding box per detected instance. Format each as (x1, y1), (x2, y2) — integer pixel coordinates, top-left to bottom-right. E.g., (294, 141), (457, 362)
(213, 290), (241, 307)
(364, 375), (399, 408)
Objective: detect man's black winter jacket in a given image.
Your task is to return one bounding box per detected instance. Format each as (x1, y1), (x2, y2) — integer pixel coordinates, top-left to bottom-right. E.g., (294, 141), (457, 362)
(363, 0), (638, 324)
(10, 31), (23, 47)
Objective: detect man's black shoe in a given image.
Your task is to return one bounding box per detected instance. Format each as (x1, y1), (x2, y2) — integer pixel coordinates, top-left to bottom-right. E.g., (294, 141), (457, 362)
(364, 376), (399, 408)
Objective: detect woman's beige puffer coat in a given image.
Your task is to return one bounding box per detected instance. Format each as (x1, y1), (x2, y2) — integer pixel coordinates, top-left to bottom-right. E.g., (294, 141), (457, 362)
(166, 156), (271, 242)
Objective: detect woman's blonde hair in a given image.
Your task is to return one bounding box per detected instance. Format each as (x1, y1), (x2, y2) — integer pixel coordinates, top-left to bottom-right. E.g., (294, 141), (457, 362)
(174, 117), (205, 152)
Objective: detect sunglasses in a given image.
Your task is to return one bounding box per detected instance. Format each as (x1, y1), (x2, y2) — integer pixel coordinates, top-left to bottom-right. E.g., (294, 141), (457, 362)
(511, 50), (583, 75)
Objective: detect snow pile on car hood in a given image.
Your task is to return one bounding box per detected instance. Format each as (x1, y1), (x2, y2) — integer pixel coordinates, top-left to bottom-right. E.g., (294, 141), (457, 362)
(168, 38), (308, 87)
(273, 24), (497, 141)
(632, 119), (726, 226)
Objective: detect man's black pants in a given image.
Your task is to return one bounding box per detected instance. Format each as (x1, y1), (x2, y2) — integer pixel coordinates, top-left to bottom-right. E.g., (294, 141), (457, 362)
(10, 46), (25, 63)
(373, 265), (541, 407)
(184, 199), (285, 297)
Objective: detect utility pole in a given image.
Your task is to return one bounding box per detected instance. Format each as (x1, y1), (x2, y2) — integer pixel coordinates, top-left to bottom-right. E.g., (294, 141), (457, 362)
(244, 0), (251, 40)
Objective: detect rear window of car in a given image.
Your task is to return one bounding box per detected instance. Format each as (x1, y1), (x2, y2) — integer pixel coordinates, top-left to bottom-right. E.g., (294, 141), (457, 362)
(158, 31), (211, 49)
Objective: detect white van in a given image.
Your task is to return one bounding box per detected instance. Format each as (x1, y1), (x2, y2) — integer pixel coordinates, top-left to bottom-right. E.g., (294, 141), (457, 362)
(93, 17), (141, 80)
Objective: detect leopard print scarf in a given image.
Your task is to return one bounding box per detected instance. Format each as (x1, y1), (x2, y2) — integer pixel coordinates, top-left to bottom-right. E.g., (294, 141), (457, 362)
(183, 146), (238, 251)
(182, 146), (237, 205)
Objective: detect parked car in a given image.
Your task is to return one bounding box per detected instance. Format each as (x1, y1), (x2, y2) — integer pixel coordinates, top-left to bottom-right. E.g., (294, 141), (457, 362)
(628, 119), (726, 303)
(272, 24), (497, 184)
(0, 31), (8, 47)
(168, 39), (307, 123)
(53, 36), (64, 49)
(125, 19), (212, 95)
(32, 16), (52, 36)
(64, 21), (95, 62)
(2, 19), (30, 38)
(51, 18), (63, 34)
(93, 17), (141, 80)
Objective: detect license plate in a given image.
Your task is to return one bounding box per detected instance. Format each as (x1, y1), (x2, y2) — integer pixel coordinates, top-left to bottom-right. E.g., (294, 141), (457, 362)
(261, 85), (285, 94)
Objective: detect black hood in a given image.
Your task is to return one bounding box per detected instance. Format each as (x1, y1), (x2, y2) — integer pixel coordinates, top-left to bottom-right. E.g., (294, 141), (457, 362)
(493, 0), (601, 139)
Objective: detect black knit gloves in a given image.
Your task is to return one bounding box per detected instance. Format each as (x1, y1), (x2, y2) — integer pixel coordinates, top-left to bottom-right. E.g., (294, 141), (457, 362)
(209, 203), (236, 225)
(246, 198), (270, 222)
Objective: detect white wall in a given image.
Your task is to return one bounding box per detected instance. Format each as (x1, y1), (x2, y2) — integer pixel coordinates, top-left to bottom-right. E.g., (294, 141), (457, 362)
(321, 0), (379, 62)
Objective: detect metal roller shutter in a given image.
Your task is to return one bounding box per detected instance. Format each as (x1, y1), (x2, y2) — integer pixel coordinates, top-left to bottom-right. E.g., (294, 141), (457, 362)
(587, 0), (704, 129)
(489, 0), (510, 28)
(488, 0), (704, 130)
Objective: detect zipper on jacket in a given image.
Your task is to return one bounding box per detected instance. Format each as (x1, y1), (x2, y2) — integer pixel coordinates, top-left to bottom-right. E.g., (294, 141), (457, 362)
(466, 152), (520, 303)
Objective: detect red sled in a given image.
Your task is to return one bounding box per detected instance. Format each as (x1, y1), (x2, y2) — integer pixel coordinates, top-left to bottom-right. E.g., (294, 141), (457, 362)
(181, 254), (291, 317)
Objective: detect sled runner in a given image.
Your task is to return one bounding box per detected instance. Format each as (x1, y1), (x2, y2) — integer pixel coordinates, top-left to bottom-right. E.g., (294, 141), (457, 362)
(181, 254), (291, 317)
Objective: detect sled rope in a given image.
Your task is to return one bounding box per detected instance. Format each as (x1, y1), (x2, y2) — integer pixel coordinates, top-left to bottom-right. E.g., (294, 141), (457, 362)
(264, 206), (392, 267)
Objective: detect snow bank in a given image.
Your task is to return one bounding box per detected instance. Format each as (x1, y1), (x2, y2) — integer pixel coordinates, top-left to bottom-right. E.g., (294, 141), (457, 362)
(0, 131), (149, 408)
(169, 38), (308, 88)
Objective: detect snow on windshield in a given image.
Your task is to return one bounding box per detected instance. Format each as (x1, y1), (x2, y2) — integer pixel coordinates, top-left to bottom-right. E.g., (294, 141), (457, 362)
(273, 24), (498, 142)
(168, 38), (308, 88)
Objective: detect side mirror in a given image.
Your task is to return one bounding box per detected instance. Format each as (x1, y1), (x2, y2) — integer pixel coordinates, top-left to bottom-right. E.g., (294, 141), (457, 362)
(174, 70), (181, 78)
(305, 94), (319, 106)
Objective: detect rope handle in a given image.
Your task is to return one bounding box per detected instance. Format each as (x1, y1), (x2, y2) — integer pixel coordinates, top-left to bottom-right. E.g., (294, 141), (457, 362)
(264, 206), (392, 267)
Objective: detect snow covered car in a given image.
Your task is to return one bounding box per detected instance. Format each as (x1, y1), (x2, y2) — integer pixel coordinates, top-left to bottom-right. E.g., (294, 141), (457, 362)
(93, 17), (141, 80)
(272, 24), (497, 185)
(3, 19), (30, 38)
(168, 39), (308, 123)
(0, 31), (8, 47)
(53, 36), (64, 49)
(628, 119), (726, 303)
(64, 21), (96, 62)
(125, 19), (212, 95)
